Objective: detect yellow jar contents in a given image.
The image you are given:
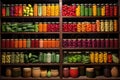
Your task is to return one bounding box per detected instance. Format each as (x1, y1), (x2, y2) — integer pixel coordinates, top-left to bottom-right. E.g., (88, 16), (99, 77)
(32, 67), (41, 78)
(93, 4), (97, 16)
(41, 69), (47, 77)
(23, 68), (32, 77)
(101, 4), (105, 16)
(51, 69), (59, 77)
(77, 22), (82, 32)
(76, 4), (80, 16)
(42, 4), (46, 16)
(46, 4), (51, 16)
(54, 4), (59, 16)
(50, 4), (55, 16)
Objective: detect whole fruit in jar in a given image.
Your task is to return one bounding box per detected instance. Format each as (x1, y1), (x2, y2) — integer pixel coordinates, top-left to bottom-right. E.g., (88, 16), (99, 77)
(70, 67), (78, 78)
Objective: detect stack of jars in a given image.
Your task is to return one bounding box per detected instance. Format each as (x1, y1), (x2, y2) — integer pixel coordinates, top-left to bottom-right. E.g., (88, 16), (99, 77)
(2, 4), (59, 16)
(62, 38), (118, 48)
(2, 38), (60, 48)
(63, 20), (117, 32)
(62, 3), (118, 16)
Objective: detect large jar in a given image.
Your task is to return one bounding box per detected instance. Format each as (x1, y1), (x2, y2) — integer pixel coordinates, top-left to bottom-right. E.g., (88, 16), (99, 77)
(51, 69), (59, 77)
(41, 69), (47, 77)
(86, 68), (95, 78)
(32, 67), (41, 78)
(63, 68), (69, 77)
(12, 67), (21, 77)
(23, 68), (31, 77)
(70, 67), (78, 78)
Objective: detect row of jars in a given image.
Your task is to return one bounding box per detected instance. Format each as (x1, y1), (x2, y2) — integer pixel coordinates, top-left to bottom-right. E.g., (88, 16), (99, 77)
(63, 66), (119, 78)
(5, 67), (59, 78)
(2, 4), (59, 16)
(62, 38), (118, 48)
(63, 20), (117, 32)
(1, 52), (60, 64)
(2, 22), (59, 32)
(62, 3), (118, 16)
(1, 38), (60, 48)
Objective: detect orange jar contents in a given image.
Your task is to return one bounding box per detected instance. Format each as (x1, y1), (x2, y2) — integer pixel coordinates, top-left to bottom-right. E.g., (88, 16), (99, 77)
(19, 39), (23, 48)
(32, 67), (41, 78)
(15, 39), (19, 48)
(86, 22), (92, 32)
(77, 22), (82, 32)
(39, 39), (43, 48)
(42, 4), (46, 16)
(23, 68), (32, 77)
(96, 20), (100, 32)
(38, 22), (43, 32)
(22, 39), (26, 48)
(55, 39), (60, 48)
(46, 4), (51, 16)
(34, 4), (38, 16)
(19, 4), (23, 16)
(93, 4), (97, 16)
(42, 22), (47, 32)
(81, 22), (86, 32)
(54, 4), (59, 16)
(41, 69), (47, 77)
(50, 4), (55, 16)
(114, 20), (117, 32)
(51, 39), (56, 48)
(47, 39), (52, 48)
(43, 39), (48, 48)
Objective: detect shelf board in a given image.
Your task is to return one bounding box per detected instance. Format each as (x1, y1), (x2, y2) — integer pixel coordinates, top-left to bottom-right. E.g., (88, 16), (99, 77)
(62, 32), (119, 34)
(1, 32), (59, 34)
(1, 63), (60, 66)
(62, 16), (118, 19)
(62, 48), (119, 50)
(1, 77), (60, 80)
(1, 48), (60, 50)
(63, 76), (120, 80)
(63, 63), (120, 66)
(1, 16), (59, 19)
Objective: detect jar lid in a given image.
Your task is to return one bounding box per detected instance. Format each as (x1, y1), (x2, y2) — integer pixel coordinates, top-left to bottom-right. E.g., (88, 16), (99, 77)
(64, 68), (69, 70)
(70, 67), (78, 69)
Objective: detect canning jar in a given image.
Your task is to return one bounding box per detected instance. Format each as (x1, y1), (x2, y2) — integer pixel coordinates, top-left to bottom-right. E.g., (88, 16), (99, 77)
(104, 20), (109, 32)
(55, 4), (59, 16)
(23, 68), (32, 77)
(46, 4), (51, 16)
(6, 67), (12, 77)
(84, 4), (89, 16)
(105, 4), (110, 16)
(42, 4), (46, 16)
(32, 67), (41, 77)
(113, 20), (117, 32)
(96, 20), (100, 32)
(109, 20), (113, 32)
(100, 20), (105, 32)
(86, 68), (95, 78)
(88, 4), (92, 16)
(80, 4), (85, 16)
(38, 4), (42, 16)
(76, 4), (80, 16)
(51, 4), (55, 16)
(101, 4), (105, 16)
(51, 69), (59, 77)
(70, 67), (78, 78)
(12, 67), (21, 77)
(2, 4), (6, 16)
(92, 4), (97, 16)
(63, 68), (69, 77)
(41, 69), (47, 77)
(97, 4), (101, 16)
(47, 52), (51, 63)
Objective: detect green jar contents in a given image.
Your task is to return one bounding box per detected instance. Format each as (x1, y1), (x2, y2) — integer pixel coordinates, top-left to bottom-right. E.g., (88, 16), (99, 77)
(39, 52), (43, 62)
(84, 4), (89, 16)
(80, 4), (85, 16)
(6, 4), (10, 16)
(56, 54), (60, 63)
(19, 52), (24, 63)
(15, 52), (20, 63)
(27, 39), (31, 48)
(6, 52), (11, 64)
(86, 68), (95, 78)
(44, 53), (47, 63)
(47, 52), (51, 63)
(11, 52), (15, 63)
(38, 4), (42, 16)
(35, 22), (38, 32)
(97, 4), (101, 16)
(2, 52), (6, 64)
(109, 20), (113, 32)
(51, 52), (56, 63)
(88, 4), (92, 16)
(12, 67), (21, 77)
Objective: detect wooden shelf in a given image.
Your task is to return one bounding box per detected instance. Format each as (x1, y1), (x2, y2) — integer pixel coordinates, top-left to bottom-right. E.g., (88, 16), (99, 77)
(63, 63), (120, 66)
(1, 32), (60, 34)
(1, 48), (60, 50)
(62, 48), (119, 50)
(62, 16), (118, 19)
(63, 76), (120, 80)
(1, 63), (60, 66)
(62, 32), (119, 34)
(1, 16), (59, 19)
(1, 77), (60, 80)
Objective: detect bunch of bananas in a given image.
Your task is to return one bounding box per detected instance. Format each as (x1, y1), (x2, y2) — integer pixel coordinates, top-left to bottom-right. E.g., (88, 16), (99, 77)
(99, 52), (103, 63)
(103, 52), (107, 63)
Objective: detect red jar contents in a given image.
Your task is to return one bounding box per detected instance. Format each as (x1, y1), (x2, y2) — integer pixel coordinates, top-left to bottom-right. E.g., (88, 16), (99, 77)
(105, 39), (109, 48)
(62, 39), (68, 48)
(68, 39), (73, 48)
(105, 4), (110, 16)
(107, 53), (112, 63)
(63, 68), (69, 78)
(92, 22), (96, 32)
(2, 39), (6, 48)
(77, 39), (82, 48)
(82, 39), (86, 48)
(70, 67), (78, 78)
(87, 39), (91, 47)
(109, 39), (113, 48)
(31, 39), (35, 48)
(10, 4), (14, 16)
(109, 4), (113, 16)
(63, 22), (68, 32)
(96, 39), (100, 48)
(113, 4), (118, 16)
(72, 22), (77, 32)
(114, 38), (118, 48)
(14, 4), (19, 16)
(6, 39), (10, 48)
(2, 4), (6, 16)
(72, 39), (77, 48)
(11, 39), (15, 48)
(100, 39), (104, 48)
(35, 39), (39, 48)
(91, 39), (96, 48)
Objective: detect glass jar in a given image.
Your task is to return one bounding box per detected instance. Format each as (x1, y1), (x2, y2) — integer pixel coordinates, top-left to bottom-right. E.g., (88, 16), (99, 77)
(12, 67), (21, 77)
(23, 68), (31, 77)
(101, 4), (105, 16)
(51, 69), (59, 77)
(92, 4), (97, 16)
(104, 67), (111, 77)
(47, 52), (51, 63)
(70, 67), (78, 78)
(80, 4), (85, 16)
(32, 67), (41, 77)
(86, 68), (95, 78)
(100, 20), (105, 32)
(63, 68), (69, 77)
(109, 20), (113, 32)
(41, 69), (47, 77)
(6, 67), (12, 77)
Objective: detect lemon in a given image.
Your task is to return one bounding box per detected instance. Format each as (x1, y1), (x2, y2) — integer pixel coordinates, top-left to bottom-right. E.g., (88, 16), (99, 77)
(29, 13), (33, 16)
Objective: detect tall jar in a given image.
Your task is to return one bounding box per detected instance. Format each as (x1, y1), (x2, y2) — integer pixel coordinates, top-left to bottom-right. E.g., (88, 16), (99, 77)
(104, 67), (111, 77)
(80, 4), (85, 16)
(101, 4), (105, 16)
(23, 68), (32, 77)
(109, 20), (113, 32)
(42, 4), (46, 16)
(70, 67), (78, 78)
(32, 67), (41, 78)
(92, 4), (97, 16)
(47, 52), (51, 63)
(84, 4), (88, 16)
(51, 4), (55, 16)
(38, 4), (42, 16)
(55, 4), (59, 16)
(46, 4), (51, 16)
(113, 20), (117, 32)
(88, 4), (92, 16)
(86, 68), (95, 78)
(76, 4), (80, 16)
(6, 67), (12, 77)
(100, 20), (105, 32)
(63, 68), (69, 77)
(97, 4), (101, 16)
(104, 20), (109, 32)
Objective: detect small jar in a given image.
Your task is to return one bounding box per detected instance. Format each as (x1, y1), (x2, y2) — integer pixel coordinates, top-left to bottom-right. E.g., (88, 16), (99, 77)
(41, 69), (47, 77)
(12, 67), (21, 77)
(51, 69), (59, 77)
(63, 68), (69, 77)
(23, 68), (32, 77)
(32, 67), (41, 78)
(70, 67), (78, 78)
(6, 67), (12, 77)
(86, 68), (95, 78)
(104, 67), (111, 77)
